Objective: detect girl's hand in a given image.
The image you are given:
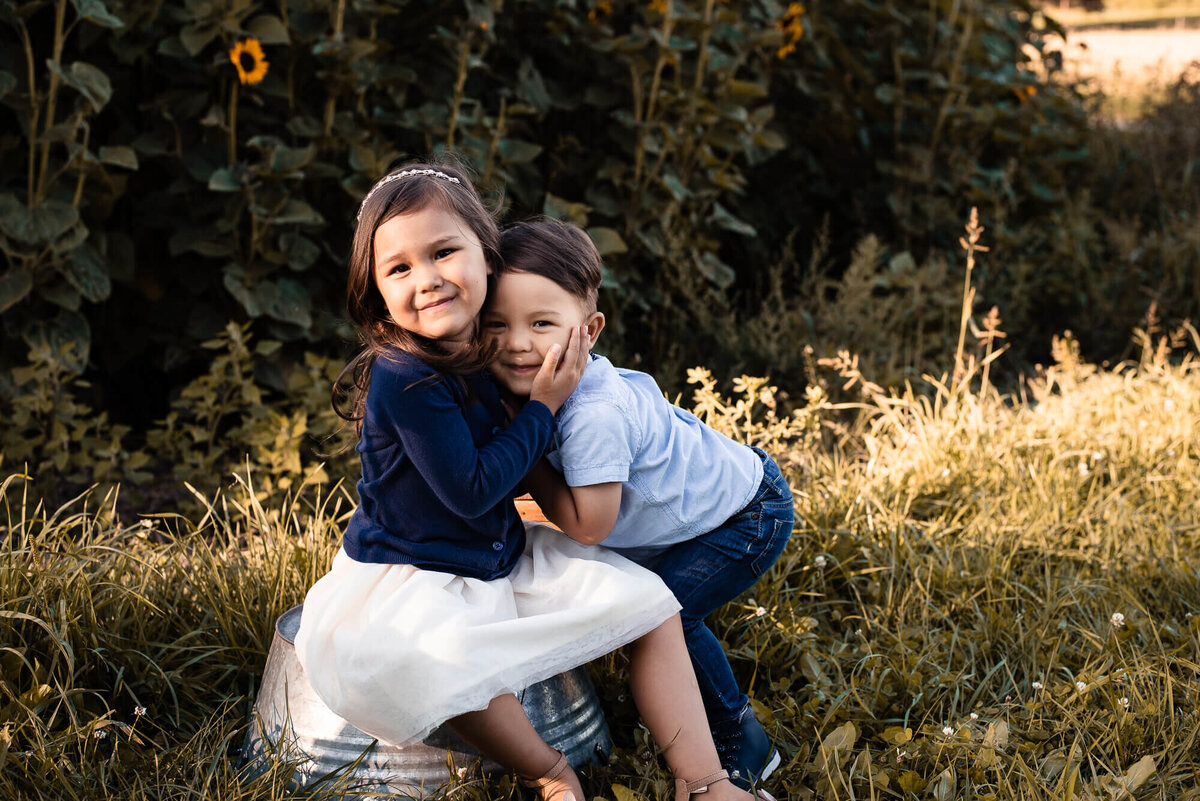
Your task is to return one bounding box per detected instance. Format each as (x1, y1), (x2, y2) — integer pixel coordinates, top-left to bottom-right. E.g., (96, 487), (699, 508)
(529, 325), (588, 415)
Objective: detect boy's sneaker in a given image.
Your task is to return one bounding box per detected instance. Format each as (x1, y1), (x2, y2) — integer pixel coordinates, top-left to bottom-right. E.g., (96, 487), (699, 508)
(711, 704), (781, 791)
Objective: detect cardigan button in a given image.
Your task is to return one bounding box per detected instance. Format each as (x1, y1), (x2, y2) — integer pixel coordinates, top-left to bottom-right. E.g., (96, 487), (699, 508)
(492, 541), (504, 551)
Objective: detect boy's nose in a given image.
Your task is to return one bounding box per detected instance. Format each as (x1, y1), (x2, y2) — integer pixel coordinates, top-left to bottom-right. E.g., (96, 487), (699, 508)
(505, 331), (532, 352)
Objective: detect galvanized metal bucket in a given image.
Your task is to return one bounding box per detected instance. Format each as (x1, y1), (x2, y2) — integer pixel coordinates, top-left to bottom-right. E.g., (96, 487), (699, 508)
(241, 604), (612, 797)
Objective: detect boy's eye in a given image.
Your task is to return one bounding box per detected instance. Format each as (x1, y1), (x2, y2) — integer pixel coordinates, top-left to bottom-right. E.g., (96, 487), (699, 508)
(481, 320), (504, 330)
(532, 320), (554, 329)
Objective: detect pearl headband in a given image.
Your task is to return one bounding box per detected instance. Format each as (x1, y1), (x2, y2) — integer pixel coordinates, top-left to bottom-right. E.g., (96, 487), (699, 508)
(357, 169), (462, 221)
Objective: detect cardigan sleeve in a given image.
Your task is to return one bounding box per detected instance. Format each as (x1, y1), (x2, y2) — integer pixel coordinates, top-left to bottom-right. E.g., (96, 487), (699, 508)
(369, 357), (554, 519)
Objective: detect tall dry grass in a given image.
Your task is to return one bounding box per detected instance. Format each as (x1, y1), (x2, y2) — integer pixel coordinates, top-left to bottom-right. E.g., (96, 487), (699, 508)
(2, 216), (1199, 798)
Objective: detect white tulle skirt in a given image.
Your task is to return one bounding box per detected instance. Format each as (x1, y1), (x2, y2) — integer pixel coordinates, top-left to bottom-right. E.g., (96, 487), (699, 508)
(294, 522), (681, 745)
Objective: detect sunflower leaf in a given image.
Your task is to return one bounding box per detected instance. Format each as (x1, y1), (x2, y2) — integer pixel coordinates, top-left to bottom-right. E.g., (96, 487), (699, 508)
(72, 0), (124, 29)
(0, 269), (33, 314)
(45, 60), (112, 112)
(61, 243), (112, 302)
(99, 145), (138, 170)
(179, 22), (219, 57)
(208, 168), (242, 192)
(245, 15), (289, 45)
(587, 226), (627, 256)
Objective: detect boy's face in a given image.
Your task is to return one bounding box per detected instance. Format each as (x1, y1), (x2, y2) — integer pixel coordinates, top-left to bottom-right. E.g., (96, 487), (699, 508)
(483, 271), (603, 397)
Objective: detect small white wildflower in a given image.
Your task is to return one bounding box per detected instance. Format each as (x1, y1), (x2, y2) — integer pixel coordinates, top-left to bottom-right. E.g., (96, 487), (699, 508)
(1165, 399), (1176, 412)
(1118, 697), (1130, 709)
(1078, 461), (1090, 477)
(941, 468), (951, 477)
(1167, 448), (1177, 458)
(1032, 681), (1044, 690)
(813, 555), (827, 569)
(456, 766), (469, 779)
(1091, 451), (1104, 461)
(942, 726), (954, 736)
(134, 706), (147, 717)
(855, 628), (863, 638)
(94, 730), (107, 740)
(1076, 681), (1087, 692)
(140, 519), (153, 529)
(1111, 612), (1126, 629)
(969, 712), (979, 720)
(755, 606), (768, 618)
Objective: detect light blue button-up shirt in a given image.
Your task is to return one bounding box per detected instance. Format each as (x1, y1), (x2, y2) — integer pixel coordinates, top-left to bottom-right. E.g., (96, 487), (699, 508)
(546, 356), (763, 560)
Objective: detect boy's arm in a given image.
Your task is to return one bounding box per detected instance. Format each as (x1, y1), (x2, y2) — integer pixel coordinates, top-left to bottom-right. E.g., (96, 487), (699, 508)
(523, 460), (621, 546)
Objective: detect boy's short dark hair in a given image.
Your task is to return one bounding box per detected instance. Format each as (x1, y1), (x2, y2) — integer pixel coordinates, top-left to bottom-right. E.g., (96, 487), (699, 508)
(498, 217), (602, 312)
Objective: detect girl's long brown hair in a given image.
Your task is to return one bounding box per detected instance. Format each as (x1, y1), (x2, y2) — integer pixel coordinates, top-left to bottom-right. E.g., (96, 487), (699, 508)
(334, 159), (501, 434)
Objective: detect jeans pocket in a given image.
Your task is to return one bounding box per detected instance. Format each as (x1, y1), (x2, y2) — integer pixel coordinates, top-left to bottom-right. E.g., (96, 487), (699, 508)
(749, 514), (791, 577)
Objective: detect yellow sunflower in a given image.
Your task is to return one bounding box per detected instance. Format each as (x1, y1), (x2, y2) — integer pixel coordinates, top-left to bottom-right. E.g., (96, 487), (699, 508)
(229, 39), (269, 85)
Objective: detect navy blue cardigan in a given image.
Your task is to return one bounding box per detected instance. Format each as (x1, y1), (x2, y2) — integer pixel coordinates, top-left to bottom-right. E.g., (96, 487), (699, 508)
(342, 350), (554, 580)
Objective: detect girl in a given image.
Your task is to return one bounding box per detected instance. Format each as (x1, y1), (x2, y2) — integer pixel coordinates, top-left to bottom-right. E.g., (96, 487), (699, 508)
(294, 162), (761, 801)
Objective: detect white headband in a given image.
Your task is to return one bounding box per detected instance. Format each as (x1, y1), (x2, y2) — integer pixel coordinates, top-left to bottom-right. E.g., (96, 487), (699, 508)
(357, 169), (462, 221)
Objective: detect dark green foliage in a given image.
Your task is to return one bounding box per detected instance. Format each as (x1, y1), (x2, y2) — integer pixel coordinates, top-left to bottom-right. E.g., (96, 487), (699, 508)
(0, 0), (1197, 498)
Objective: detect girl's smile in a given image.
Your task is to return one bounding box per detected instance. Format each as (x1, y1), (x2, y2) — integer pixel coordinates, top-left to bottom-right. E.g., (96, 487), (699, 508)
(373, 205), (491, 344)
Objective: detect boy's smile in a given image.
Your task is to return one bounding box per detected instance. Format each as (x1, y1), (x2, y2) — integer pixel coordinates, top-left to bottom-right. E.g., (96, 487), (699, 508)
(484, 271), (602, 397)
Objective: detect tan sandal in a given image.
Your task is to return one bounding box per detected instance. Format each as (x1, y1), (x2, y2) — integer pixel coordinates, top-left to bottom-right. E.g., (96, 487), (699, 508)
(520, 750), (577, 801)
(675, 769), (731, 800)
(675, 770), (777, 801)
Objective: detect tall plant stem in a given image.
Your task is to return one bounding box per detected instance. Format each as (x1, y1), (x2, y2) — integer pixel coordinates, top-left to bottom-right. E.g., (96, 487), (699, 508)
(953, 207), (988, 387)
(72, 122), (89, 207)
(19, 20), (38, 206)
(446, 35), (471, 153)
(36, 0), (70, 204)
(322, 0), (348, 137)
(228, 81), (238, 167)
(634, 1), (674, 191)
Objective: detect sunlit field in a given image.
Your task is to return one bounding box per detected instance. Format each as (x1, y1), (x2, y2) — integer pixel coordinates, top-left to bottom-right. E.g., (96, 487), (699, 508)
(4, 311), (1198, 799)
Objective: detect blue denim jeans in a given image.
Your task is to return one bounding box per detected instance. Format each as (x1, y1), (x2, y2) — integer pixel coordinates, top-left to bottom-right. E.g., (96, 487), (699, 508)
(644, 447), (794, 725)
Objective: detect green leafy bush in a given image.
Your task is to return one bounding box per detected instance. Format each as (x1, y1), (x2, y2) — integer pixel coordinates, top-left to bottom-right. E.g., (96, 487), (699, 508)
(2, 0), (1198, 498)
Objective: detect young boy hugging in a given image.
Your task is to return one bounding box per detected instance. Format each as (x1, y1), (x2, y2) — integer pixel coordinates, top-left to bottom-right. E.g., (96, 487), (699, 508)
(483, 217), (795, 792)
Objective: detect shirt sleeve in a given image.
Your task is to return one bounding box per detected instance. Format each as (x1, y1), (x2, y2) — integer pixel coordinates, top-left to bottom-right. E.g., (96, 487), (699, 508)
(555, 400), (635, 486)
(369, 359), (554, 519)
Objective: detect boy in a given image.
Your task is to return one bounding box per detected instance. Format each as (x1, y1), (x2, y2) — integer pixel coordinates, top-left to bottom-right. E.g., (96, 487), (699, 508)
(483, 218), (794, 791)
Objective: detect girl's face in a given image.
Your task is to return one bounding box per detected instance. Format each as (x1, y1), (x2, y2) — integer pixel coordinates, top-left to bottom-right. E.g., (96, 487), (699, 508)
(373, 205), (491, 345)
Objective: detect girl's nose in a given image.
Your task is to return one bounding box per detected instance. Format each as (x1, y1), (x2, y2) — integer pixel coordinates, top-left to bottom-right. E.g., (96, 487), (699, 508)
(415, 263), (443, 291)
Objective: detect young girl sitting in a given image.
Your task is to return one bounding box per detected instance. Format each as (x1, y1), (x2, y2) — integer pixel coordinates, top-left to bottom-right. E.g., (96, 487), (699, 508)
(294, 163), (763, 801)
(483, 217), (795, 793)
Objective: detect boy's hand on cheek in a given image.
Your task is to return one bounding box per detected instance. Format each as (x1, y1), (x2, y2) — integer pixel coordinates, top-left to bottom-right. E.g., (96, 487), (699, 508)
(529, 326), (587, 415)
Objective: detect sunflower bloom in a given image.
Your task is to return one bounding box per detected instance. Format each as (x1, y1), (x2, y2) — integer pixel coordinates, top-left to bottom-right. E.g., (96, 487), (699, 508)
(777, 3), (805, 59)
(229, 39), (269, 85)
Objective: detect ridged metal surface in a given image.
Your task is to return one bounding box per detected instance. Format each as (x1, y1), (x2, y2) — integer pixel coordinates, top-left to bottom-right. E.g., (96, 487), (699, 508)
(242, 604), (611, 797)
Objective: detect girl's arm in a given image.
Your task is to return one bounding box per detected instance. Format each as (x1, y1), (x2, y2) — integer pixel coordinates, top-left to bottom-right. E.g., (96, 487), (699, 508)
(378, 329), (588, 519)
(522, 460), (621, 546)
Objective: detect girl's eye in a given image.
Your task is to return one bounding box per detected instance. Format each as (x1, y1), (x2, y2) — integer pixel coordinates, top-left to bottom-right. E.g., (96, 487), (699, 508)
(482, 320), (504, 330)
(434, 247), (455, 260)
(532, 320), (554, 329)
(389, 263), (410, 276)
